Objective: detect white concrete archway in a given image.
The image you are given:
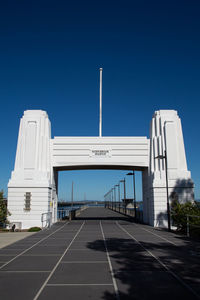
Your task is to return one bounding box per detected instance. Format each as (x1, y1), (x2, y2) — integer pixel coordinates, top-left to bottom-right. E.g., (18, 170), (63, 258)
(8, 110), (194, 229)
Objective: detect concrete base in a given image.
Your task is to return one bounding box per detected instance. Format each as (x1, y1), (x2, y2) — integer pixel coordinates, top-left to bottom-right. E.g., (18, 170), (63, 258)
(7, 187), (52, 229)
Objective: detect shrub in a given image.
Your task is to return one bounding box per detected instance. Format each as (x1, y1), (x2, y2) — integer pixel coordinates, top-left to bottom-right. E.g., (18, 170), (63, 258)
(171, 200), (200, 235)
(28, 227), (41, 232)
(0, 190), (10, 227)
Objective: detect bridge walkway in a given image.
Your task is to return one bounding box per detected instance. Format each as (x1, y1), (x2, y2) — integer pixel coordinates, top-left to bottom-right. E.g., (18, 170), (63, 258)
(0, 207), (199, 300)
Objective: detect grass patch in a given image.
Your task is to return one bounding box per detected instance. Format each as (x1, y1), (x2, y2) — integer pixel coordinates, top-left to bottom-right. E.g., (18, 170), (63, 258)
(28, 227), (41, 232)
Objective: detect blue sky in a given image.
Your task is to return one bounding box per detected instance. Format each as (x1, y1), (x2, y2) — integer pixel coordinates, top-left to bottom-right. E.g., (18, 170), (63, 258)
(0, 0), (200, 201)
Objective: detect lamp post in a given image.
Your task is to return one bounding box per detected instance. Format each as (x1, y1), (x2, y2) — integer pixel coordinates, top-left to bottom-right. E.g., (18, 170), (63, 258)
(115, 184), (119, 211)
(111, 188), (114, 210)
(155, 150), (171, 232)
(109, 189), (112, 209)
(114, 186), (117, 211)
(104, 190), (111, 208)
(71, 181), (74, 208)
(120, 178), (126, 213)
(118, 181), (122, 212)
(118, 183), (120, 211)
(126, 172), (137, 221)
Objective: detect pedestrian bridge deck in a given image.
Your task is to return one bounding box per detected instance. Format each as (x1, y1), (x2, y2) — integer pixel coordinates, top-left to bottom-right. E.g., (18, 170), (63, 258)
(0, 207), (200, 300)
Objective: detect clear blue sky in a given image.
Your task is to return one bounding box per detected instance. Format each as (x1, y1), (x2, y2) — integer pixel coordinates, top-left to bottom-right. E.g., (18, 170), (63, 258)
(0, 0), (200, 201)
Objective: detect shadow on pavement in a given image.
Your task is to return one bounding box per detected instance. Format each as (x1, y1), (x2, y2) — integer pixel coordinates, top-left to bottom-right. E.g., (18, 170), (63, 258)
(86, 236), (200, 300)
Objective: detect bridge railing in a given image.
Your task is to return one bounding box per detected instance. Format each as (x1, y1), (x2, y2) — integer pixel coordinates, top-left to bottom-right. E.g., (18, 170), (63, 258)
(185, 214), (200, 237)
(57, 209), (70, 220)
(105, 201), (143, 222)
(171, 213), (200, 238)
(57, 205), (89, 221)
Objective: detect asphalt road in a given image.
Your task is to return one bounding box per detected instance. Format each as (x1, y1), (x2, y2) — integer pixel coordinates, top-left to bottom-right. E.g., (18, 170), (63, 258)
(0, 207), (200, 300)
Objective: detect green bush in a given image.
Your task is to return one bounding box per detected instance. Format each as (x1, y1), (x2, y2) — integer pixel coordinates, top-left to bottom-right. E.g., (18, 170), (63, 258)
(171, 200), (200, 235)
(28, 227), (41, 232)
(0, 190), (10, 227)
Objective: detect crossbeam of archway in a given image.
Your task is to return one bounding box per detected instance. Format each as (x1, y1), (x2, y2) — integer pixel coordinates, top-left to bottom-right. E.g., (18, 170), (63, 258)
(51, 136), (149, 170)
(54, 165), (147, 171)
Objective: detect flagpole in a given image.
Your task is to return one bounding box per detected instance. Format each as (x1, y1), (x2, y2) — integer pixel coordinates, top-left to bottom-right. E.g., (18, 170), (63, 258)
(99, 68), (103, 137)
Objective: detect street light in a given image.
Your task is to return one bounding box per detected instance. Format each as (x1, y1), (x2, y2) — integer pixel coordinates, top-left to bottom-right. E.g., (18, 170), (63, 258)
(114, 185), (117, 210)
(108, 189), (112, 209)
(118, 183), (120, 210)
(104, 190), (111, 208)
(111, 188), (114, 210)
(71, 181), (74, 208)
(120, 179), (126, 199)
(126, 172), (137, 221)
(155, 150), (171, 232)
(120, 178), (126, 213)
(115, 184), (119, 211)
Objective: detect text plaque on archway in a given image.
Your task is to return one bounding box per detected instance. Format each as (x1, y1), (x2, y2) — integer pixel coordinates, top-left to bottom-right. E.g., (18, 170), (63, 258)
(91, 150), (110, 157)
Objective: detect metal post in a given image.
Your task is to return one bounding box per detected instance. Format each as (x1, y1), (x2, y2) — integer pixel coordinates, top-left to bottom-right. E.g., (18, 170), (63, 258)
(118, 183), (120, 212)
(164, 150), (171, 231)
(114, 186), (116, 211)
(99, 68), (103, 137)
(110, 189), (112, 209)
(155, 151), (171, 232)
(71, 181), (74, 208)
(111, 188), (113, 210)
(123, 178), (126, 214)
(133, 171), (137, 221)
(114, 185), (119, 211)
(123, 178), (126, 200)
(119, 180), (122, 213)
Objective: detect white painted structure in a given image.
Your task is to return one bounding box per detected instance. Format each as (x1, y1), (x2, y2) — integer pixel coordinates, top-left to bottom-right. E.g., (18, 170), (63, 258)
(8, 109), (194, 229)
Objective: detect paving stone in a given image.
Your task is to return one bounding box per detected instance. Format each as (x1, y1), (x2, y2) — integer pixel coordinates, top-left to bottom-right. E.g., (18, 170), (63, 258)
(0, 272), (48, 300)
(25, 245), (67, 255)
(116, 270), (194, 300)
(48, 262), (112, 284)
(0, 255), (16, 262)
(38, 285), (115, 300)
(62, 249), (107, 261)
(2, 255), (61, 271)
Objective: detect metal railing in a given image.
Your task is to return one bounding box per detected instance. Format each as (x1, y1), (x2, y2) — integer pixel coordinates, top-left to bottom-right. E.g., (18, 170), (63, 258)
(57, 205), (89, 221)
(171, 213), (200, 238)
(41, 212), (52, 229)
(105, 201), (143, 222)
(186, 214), (200, 237)
(57, 209), (70, 220)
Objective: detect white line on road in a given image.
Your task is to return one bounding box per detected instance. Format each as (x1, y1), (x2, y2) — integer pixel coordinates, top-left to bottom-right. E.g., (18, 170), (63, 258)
(134, 224), (178, 246)
(0, 222), (69, 270)
(0, 270), (50, 273)
(61, 261), (108, 263)
(100, 221), (120, 300)
(46, 283), (113, 286)
(33, 221), (85, 300)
